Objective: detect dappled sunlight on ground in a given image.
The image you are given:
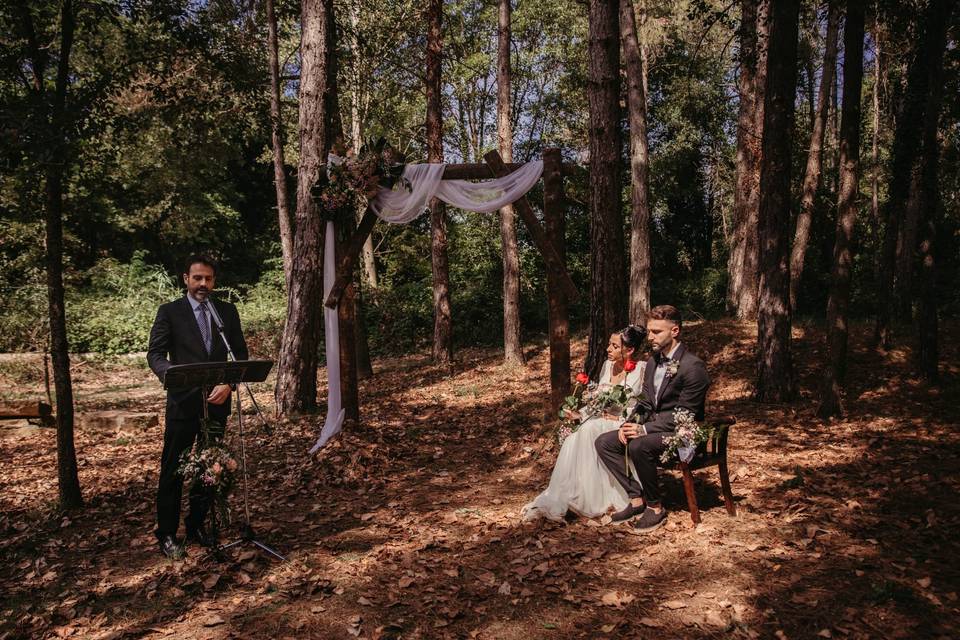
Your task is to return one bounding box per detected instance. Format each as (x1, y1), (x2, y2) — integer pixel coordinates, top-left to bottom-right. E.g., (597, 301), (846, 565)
(1, 320), (958, 638)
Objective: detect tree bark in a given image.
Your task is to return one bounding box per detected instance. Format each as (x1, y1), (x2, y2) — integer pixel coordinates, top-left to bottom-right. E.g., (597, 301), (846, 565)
(544, 148), (570, 417)
(754, 0), (799, 403)
(789, 1), (840, 312)
(42, 0), (83, 510)
(872, 0), (949, 349)
(275, 0), (338, 414)
(871, 21), (882, 229)
(913, 1), (953, 381)
(621, 0), (651, 325)
(727, 0), (768, 320)
(426, 0), (453, 365)
(585, 0), (626, 378)
(267, 0), (294, 291)
(818, 0), (864, 419)
(497, 0), (524, 365)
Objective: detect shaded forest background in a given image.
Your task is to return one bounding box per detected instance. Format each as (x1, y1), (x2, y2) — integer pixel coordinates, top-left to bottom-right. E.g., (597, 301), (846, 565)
(4, 0), (957, 357)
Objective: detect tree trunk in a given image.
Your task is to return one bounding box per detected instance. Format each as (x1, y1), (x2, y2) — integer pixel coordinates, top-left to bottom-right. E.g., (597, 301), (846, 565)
(267, 0), (294, 291)
(585, 0), (626, 378)
(872, 0), (948, 349)
(789, 1), (839, 312)
(497, 0), (524, 365)
(40, 0), (83, 510)
(426, 0), (453, 365)
(621, 0), (651, 325)
(275, 0), (338, 414)
(871, 21), (882, 229)
(818, 0), (864, 419)
(754, 0), (799, 403)
(727, 0), (768, 320)
(337, 220), (360, 420)
(913, 1), (953, 381)
(543, 148), (570, 417)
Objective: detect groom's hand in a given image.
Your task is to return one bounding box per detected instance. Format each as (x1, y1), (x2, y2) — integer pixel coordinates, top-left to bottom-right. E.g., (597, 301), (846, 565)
(619, 422), (641, 444)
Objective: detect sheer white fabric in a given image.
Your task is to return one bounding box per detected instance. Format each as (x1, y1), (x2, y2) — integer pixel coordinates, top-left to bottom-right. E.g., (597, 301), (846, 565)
(520, 360), (646, 522)
(309, 157), (544, 453)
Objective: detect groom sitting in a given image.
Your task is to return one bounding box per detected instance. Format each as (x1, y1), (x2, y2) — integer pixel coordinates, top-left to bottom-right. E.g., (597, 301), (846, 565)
(595, 305), (710, 532)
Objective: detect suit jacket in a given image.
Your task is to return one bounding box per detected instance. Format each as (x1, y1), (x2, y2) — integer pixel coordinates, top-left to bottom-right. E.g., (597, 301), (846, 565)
(147, 296), (249, 421)
(630, 343), (710, 435)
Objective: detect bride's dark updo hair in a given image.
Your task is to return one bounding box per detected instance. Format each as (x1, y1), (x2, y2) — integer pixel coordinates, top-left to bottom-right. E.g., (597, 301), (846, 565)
(619, 324), (647, 357)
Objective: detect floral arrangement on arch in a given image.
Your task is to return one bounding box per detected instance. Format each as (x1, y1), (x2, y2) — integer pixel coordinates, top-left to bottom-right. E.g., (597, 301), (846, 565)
(178, 418), (239, 524)
(310, 137), (410, 223)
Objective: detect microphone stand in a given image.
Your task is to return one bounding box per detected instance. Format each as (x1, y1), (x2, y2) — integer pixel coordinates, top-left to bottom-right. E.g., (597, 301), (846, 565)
(206, 299), (285, 562)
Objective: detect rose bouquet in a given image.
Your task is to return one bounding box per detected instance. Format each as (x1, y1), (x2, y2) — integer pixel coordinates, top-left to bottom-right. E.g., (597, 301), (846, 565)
(557, 362), (643, 446)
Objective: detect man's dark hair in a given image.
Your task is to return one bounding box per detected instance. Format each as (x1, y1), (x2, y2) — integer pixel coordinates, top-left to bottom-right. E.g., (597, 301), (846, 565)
(183, 254), (218, 276)
(649, 304), (682, 328)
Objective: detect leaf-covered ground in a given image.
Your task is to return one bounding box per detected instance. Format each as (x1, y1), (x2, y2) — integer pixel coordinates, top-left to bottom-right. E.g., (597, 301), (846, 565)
(1, 320), (958, 639)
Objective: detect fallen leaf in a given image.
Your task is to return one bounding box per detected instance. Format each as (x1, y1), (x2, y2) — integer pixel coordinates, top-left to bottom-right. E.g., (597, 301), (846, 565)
(639, 617), (662, 628)
(917, 577), (932, 589)
(663, 600), (687, 610)
(202, 574), (220, 590)
(202, 615), (225, 627)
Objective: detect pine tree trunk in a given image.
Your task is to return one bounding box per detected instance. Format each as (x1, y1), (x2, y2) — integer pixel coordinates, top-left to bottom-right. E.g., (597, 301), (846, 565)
(337, 220), (360, 420)
(790, 1), (839, 312)
(586, 0), (627, 378)
(818, 0), (865, 419)
(914, 0), (953, 381)
(871, 21), (882, 229)
(755, 0), (799, 403)
(621, 0), (651, 325)
(873, 0), (948, 349)
(498, 0), (524, 365)
(276, 0), (338, 414)
(728, 0), (768, 320)
(426, 0), (453, 364)
(267, 0), (294, 291)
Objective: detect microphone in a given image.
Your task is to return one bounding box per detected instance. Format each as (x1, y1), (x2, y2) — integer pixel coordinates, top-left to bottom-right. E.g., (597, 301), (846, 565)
(206, 297), (226, 334)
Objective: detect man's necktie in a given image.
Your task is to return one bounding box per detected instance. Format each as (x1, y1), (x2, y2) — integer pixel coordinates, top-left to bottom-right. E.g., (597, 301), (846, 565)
(198, 302), (212, 353)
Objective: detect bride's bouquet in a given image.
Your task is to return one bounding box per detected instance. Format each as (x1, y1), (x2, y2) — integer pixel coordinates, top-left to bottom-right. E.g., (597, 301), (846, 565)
(557, 362), (642, 446)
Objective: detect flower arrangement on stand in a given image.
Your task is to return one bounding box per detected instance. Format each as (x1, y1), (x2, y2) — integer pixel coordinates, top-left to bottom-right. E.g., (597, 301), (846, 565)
(178, 418), (239, 527)
(310, 137), (410, 223)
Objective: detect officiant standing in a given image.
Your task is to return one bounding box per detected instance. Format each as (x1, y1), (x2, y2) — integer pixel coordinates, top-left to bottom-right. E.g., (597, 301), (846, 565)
(147, 255), (249, 558)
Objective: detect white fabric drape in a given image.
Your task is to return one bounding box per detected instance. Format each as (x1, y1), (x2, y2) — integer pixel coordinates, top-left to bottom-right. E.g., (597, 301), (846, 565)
(309, 157), (543, 453)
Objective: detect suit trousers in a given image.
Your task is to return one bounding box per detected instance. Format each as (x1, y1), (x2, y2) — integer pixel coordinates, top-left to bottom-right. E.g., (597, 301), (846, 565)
(155, 410), (224, 540)
(595, 430), (667, 506)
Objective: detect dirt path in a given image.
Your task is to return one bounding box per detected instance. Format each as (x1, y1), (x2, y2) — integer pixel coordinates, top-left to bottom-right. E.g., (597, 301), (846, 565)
(1, 320), (958, 639)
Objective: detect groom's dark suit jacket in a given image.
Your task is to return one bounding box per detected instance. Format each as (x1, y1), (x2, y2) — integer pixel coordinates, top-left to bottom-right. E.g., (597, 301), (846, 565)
(630, 343), (710, 434)
(147, 296), (248, 421)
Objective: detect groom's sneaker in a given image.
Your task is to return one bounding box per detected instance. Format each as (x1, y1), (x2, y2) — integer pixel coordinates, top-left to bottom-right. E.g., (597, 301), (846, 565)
(631, 507), (667, 533)
(611, 503), (646, 523)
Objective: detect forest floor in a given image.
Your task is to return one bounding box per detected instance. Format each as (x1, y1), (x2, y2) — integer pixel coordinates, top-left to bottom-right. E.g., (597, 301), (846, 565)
(1, 319), (959, 640)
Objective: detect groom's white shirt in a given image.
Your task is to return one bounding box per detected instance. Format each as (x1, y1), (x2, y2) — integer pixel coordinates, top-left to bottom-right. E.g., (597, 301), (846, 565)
(653, 341), (682, 399)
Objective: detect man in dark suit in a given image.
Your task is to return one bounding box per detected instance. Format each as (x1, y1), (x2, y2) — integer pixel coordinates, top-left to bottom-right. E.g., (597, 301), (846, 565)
(147, 255), (248, 557)
(595, 305), (710, 532)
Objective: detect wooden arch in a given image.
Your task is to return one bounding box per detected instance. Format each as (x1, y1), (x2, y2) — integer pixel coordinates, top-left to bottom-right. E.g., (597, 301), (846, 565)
(327, 148), (580, 417)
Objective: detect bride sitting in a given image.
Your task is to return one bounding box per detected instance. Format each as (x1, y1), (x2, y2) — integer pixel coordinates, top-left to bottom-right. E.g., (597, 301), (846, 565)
(521, 325), (647, 522)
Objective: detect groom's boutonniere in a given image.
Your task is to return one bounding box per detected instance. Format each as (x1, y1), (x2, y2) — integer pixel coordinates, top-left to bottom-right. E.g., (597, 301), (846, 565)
(664, 358), (680, 379)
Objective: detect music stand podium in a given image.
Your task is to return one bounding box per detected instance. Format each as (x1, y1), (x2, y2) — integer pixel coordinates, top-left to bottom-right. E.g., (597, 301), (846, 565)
(163, 360), (285, 561)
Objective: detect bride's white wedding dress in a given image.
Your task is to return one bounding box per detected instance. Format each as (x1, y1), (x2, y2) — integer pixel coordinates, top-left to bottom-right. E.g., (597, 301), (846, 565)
(521, 360), (646, 522)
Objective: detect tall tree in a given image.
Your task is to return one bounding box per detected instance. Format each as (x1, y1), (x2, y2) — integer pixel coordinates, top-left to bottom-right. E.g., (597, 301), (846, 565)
(18, 0), (83, 509)
(755, 0), (799, 403)
(913, 0), (953, 381)
(727, 0), (768, 320)
(873, 0), (950, 349)
(789, 1), (840, 312)
(276, 0), (339, 414)
(621, 0), (652, 325)
(497, 0), (524, 365)
(585, 0), (626, 378)
(427, 0), (453, 364)
(266, 0), (294, 291)
(818, 0), (865, 419)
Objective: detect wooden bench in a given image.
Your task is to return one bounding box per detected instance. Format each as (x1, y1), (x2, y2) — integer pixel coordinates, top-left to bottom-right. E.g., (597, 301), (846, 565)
(662, 416), (736, 525)
(0, 401), (55, 428)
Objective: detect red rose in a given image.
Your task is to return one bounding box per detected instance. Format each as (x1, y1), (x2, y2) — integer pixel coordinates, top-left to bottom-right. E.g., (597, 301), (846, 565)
(575, 372), (589, 385)
(623, 360), (637, 372)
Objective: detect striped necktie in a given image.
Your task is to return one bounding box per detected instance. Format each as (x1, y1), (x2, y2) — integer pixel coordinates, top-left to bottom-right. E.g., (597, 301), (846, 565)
(198, 302), (212, 353)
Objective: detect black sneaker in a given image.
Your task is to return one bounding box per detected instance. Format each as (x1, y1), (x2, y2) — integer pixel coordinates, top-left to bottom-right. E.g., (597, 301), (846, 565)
(611, 502), (646, 523)
(631, 508), (667, 533)
(158, 534), (185, 559)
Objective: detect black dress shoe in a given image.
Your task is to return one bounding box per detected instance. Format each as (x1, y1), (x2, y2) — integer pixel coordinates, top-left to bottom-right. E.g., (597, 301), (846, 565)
(611, 502), (646, 523)
(158, 534), (184, 559)
(185, 525), (217, 548)
(631, 507), (667, 533)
